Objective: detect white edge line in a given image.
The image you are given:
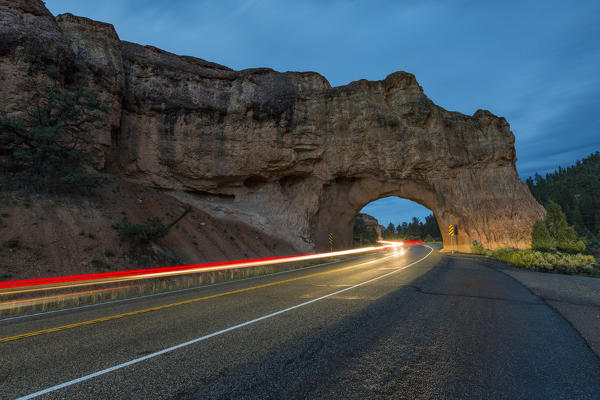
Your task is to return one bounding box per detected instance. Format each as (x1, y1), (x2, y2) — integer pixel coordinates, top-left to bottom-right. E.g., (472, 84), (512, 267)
(17, 245), (433, 400)
(1, 253), (374, 323)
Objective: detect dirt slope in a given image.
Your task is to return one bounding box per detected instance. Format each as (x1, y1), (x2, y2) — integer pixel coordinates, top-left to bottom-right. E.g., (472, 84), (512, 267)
(0, 176), (297, 281)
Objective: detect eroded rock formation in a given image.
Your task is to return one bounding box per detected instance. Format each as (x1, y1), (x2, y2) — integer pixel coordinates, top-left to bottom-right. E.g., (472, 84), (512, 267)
(354, 213), (384, 243)
(0, 0), (545, 252)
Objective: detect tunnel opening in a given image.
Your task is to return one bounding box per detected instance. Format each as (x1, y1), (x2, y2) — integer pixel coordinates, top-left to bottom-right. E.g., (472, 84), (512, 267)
(352, 197), (442, 247)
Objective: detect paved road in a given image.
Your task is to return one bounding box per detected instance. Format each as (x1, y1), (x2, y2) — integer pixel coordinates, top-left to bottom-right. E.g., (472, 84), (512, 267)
(1, 245), (600, 399)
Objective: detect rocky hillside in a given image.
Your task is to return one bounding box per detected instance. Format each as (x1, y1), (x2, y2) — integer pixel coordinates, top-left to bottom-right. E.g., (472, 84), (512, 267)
(0, 175), (296, 280)
(1, 0), (544, 256)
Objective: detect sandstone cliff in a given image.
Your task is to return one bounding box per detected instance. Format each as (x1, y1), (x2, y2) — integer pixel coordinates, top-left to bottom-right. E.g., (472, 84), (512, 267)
(0, 0), (545, 253)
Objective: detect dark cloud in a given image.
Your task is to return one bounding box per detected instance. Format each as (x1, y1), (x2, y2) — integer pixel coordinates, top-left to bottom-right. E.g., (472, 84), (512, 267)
(44, 0), (600, 224)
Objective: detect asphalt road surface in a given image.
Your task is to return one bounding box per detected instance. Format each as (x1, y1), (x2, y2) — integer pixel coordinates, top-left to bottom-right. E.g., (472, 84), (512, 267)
(1, 245), (600, 399)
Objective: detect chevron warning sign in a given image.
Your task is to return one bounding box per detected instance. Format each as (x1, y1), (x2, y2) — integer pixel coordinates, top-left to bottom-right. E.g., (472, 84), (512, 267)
(448, 225), (456, 236)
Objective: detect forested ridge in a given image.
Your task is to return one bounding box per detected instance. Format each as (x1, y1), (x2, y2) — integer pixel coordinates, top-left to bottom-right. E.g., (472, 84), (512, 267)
(382, 214), (442, 242)
(526, 151), (600, 248)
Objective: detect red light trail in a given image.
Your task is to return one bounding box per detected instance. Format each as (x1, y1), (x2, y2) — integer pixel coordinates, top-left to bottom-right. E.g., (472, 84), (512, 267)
(0, 242), (422, 294)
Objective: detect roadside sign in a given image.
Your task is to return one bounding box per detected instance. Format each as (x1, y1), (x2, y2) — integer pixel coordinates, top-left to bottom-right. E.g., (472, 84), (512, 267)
(328, 233), (333, 251)
(448, 224), (457, 254)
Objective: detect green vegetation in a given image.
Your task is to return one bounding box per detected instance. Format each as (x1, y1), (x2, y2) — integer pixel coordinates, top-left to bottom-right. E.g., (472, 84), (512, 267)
(531, 220), (555, 251)
(91, 258), (110, 270)
(529, 200), (586, 253)
(0, 58), (107, 193)
(470, 197), (598, 275)
(526, 151), (600, 254)
(473, 201), (598, 275)
(491, 249), (596, 275)
(471, 241), (486, 255)
(384, 214), (442, 242)
(113, 206), (191, 247)
(113, 216), (169, 246)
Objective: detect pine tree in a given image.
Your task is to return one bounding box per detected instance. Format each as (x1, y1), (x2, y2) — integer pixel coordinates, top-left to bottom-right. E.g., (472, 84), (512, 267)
(385, 222), (396, 238)
(544, 201), (586, 253)
(0, 58), (107, 193)
(531, 220), (556, 251)
(526, 151), (600, 251)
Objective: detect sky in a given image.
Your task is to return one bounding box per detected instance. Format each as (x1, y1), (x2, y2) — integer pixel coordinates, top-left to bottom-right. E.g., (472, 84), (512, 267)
(44, 0), (600, 227)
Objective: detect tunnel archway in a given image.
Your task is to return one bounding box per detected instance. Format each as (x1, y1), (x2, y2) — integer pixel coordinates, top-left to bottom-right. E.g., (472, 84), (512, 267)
(308, 177), (459, 251)
(354, 196), (441, 247)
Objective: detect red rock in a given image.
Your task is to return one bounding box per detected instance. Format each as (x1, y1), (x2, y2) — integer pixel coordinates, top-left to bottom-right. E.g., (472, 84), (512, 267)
(0, 0), (545, 253)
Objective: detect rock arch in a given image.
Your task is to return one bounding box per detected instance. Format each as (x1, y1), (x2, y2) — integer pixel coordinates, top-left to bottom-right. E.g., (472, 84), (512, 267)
(1, 1), (546, 252)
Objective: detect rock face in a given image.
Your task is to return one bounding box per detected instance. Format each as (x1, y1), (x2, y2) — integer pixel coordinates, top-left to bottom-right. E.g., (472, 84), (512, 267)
(0, 0), (546, 253)
(354, 213), (383, 242)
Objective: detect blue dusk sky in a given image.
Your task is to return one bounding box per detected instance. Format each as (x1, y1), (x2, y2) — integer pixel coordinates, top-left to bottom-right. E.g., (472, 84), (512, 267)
(45, 0), (600, 227)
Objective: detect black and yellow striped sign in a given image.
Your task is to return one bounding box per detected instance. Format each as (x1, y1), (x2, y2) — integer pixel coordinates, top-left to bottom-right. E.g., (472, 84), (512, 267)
(448, 224), (456, 236)
(328, 233), (333, 245)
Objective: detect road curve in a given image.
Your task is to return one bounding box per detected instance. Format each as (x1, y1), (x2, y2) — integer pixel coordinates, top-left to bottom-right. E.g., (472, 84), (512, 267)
(1, 245), (599, 399)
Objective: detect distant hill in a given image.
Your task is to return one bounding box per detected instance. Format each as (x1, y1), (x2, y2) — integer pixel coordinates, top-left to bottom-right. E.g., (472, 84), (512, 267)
(525, 151), (600, 244)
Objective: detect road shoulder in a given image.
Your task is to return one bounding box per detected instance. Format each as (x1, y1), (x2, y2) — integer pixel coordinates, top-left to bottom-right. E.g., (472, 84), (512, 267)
(480, 256), (600, 358)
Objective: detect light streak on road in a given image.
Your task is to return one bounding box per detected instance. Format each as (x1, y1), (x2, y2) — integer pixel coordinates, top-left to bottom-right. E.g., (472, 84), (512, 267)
(378, 240), (424, 247)
(0, 243), (421, 294)
(0, 285), (133, 310)
(0, 242), (425, 316)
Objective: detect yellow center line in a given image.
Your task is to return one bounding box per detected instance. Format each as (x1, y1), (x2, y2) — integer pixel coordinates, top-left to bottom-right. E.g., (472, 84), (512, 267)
(0, 254), (391, 343)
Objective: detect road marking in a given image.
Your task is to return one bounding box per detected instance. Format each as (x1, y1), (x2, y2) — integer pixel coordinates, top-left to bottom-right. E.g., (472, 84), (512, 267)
(1, 254), (393, 343)
(313, 284), (352, 287)
(17, 245), (433, 400)
(0, 254), (371, 323)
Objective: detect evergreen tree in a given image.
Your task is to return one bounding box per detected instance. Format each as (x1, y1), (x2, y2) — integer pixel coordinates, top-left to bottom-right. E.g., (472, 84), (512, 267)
(0, 58), (107, 193)
(384, 222), (396, 238)
(526, 151), (600, 248)
(531, 220), (556, 251)
(543, 201), (586, 253)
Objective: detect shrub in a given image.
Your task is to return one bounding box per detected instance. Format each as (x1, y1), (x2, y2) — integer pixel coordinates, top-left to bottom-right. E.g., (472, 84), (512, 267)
(491, 248), (596, 275)
(113, 216), (169, 246)
(531, 220), (556, 251)
(91, 258), (110, 270)
(471, 241), (487, 255)
(544, 201), (586, 253)
(3, 237), (20, 249)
